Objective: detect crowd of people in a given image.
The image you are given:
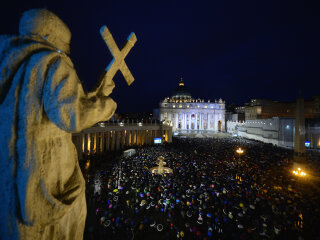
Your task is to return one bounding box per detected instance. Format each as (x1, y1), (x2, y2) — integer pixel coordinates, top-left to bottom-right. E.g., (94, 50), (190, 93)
(83, 137), (320, 240)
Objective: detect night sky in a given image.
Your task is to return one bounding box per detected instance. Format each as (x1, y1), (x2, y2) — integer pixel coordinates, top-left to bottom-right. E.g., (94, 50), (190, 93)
(1, 0), (320, 113)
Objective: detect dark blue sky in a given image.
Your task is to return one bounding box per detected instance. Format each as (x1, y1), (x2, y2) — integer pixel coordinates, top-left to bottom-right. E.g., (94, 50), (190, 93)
(1, 0), (320, 113)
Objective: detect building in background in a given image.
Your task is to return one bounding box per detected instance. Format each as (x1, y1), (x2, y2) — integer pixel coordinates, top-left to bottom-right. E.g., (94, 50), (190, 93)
(226, 96), (320, 149)
(159, 78), (225, 132)
(244, 97), (320, 120)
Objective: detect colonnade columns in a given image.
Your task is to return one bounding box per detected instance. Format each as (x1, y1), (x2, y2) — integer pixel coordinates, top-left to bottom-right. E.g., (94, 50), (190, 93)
(121, 130), (126, 149)
(115, 131), (120, 150)
(94, 132), (97, 153)
(105, 131), (110, 151)
(142, 131), (146, 145)
(126, 130), (130, 147)
(131, 130), (135, 146)
(101, 132), (105, 153)
(137, 130), (141, 146)
(141, 131), (144, 145)
(146, 131), (150, 145)
(95, 132), (99, 153)
(88, 133), (92, 154)
(83, 133), (88, 155)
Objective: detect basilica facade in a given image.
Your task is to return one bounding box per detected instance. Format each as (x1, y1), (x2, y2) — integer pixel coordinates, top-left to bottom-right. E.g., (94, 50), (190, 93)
(160, 78), (225, 132)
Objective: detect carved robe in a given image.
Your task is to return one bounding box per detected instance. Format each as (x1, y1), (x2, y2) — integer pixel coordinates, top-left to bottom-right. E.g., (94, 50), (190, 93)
(0, 9), (116, 239)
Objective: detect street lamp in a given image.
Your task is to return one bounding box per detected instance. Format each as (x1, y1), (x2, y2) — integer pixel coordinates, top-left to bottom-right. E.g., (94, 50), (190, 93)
(292, 168), (307, 177)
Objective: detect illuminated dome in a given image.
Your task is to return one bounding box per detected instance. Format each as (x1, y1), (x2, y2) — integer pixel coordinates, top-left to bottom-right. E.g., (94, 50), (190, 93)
(171, 77), (192, 100)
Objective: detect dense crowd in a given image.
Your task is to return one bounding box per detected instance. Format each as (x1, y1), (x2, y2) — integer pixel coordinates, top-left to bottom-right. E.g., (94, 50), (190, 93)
(84, 137), (320, 240)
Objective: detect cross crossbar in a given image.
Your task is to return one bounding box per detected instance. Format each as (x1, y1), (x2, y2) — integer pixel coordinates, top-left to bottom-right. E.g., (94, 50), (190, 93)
(100, 26), (137, 86)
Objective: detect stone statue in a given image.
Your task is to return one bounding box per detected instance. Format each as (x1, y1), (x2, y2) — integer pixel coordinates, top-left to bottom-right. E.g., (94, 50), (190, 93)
(0, 9), (136, 239)
(150, 156), (173, 174)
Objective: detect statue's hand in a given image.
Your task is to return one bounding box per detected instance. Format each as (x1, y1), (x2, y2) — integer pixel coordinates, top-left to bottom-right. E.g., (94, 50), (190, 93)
(97, 71), (115, 97)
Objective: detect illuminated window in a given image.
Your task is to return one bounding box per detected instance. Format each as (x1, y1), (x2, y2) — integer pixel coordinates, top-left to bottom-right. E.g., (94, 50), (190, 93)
(286, 125), (290, 130)
(187, 105), (189, 108)
(204, 105), (207, 108)
(211, 106), (213, 109)
(197, 105), (200, 108)
(173, 105), (176, 108)
(179, 104), (182, 108)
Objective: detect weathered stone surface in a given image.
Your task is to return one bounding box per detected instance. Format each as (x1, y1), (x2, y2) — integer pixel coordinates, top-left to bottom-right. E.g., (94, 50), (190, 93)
(0, 9), (136, 239)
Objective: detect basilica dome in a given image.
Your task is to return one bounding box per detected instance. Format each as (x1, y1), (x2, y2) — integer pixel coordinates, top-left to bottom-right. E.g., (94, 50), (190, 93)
(171, 78), (192, 99)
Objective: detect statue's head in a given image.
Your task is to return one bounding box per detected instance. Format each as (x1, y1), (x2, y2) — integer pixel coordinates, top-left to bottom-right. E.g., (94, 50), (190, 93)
(19, 9), (71, 54)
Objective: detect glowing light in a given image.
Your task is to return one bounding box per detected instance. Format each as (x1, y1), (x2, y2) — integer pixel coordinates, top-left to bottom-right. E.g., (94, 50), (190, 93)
(292, 168), (307, 177)
(236, 148), (244, 154)
(85, 160), (90, 170)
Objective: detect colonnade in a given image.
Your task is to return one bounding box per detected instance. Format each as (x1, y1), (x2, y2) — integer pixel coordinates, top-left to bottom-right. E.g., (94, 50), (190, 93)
(72, 125), (172, 159)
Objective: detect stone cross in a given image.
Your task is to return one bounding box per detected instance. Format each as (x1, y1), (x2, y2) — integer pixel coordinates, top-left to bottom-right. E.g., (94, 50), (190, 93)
(100, 26), (137, 86)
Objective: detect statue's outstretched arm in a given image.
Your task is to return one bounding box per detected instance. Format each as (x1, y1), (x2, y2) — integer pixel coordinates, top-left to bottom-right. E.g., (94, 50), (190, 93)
(43, 56), (116, 132)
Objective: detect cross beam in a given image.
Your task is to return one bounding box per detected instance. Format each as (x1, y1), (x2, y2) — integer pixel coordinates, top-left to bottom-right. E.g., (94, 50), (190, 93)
(100, 26), (137, 86)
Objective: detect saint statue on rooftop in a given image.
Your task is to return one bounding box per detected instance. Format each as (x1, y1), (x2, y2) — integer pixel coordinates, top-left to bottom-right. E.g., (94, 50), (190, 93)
(0, 8), (136, 239)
